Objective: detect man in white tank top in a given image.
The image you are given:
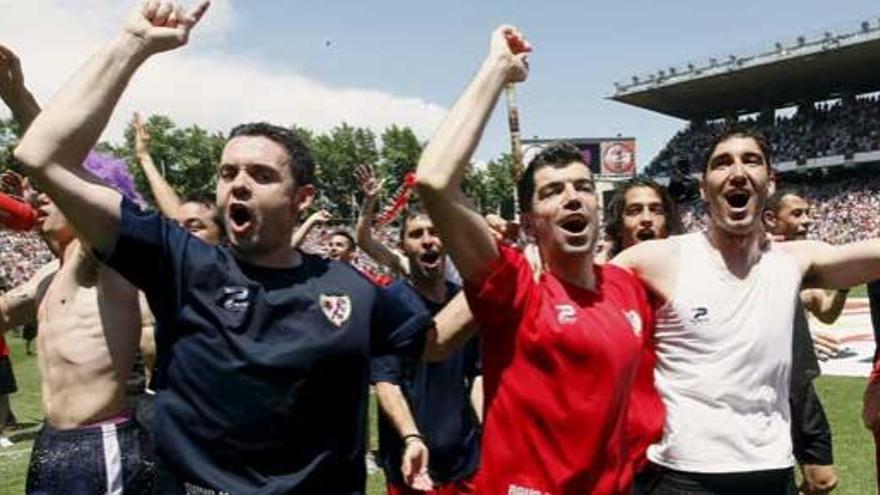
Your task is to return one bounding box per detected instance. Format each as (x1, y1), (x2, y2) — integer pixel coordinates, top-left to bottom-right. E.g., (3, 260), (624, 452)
(614, 128), (880, 494)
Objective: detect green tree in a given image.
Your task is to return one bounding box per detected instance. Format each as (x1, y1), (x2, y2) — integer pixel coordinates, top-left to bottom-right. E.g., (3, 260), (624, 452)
(311, 123), (379, 220)
(466, 153), (517, 217)
(0, 118), (22, 173)
(115, 114), (226, 205)
(378, 125), (422, 194)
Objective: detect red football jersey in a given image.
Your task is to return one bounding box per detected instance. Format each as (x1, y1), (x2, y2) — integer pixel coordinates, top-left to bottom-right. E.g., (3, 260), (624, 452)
(465, 245), (659, 494)
(0, 334), (9, 358)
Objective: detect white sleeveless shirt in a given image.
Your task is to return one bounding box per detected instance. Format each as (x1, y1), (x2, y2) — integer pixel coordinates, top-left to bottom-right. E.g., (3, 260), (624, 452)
(646, 232), (802, 473)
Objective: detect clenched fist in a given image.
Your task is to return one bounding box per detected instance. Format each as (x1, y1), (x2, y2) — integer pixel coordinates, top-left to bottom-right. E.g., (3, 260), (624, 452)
(123, 0), (210, 55)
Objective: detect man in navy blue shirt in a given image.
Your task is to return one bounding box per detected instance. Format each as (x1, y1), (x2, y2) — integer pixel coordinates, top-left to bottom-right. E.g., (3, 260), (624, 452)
(369, 208), (482, 494)
(14, 2), (431, 494)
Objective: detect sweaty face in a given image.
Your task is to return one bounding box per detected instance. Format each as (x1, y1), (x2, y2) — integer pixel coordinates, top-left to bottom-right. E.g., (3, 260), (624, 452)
(175, 202), (222, 245)
(216, 136), (313, 258)
(770, 195), (811, 241)
(525, 161), (598, 261)
(700, 137), (771, 237)
(401, 215), (445, 281)
(621, 186), (667, 250)
(327, 234), (355, 262)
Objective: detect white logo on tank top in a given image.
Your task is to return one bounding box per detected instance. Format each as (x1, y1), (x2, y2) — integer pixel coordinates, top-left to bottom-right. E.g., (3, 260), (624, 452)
(689, 306), (710, 324)
(555, 304), (576, 324)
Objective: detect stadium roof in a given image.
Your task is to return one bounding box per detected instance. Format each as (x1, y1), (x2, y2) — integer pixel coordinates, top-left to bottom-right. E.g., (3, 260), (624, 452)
(610, 20), (880, 121)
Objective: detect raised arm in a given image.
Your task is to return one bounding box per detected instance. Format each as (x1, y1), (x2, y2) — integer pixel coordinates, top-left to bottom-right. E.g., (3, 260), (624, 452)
(131, 112), (184, 217)
(800, 287), (849, 325)
(354, 164), (409, 275)
(791, 239), (880, 291)
(13, 1), (209, 255)
(0, 43), (41, 132)
(415, 26), (530, 284)
(290, 209), (330, 248)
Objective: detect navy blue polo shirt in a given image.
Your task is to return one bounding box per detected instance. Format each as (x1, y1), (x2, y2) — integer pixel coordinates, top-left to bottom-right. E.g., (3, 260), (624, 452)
(370, 281), (481, 485)
(101, 198), (432, 495)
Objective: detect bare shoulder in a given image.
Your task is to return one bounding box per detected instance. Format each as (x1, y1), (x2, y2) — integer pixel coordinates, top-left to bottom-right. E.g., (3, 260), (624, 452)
(774, 239), (824, 273)
(611, 237), (678, 272)
(611, 237), (680, 302)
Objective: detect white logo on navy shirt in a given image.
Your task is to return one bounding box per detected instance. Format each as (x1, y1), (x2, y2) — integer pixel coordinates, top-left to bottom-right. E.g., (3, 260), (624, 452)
(219, 286), (250, 312)
(555, 304), (576, 324)
(320, 294), (352, 327)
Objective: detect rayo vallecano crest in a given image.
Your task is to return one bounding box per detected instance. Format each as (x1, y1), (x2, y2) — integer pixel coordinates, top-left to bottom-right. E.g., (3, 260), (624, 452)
(320, 294), (352, 327)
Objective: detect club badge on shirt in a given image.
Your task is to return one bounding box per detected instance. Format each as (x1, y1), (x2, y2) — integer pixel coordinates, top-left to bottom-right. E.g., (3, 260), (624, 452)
(320, 294), (352, 327)
(623, 310), (643, 337)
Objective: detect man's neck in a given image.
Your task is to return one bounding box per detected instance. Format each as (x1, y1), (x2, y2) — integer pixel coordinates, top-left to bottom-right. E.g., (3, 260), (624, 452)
(58, 239), (75, 265)
(706, 224), (764, 279)
(235, 246), (303, 269)
(547, 250), (596, 291)
(410, 274), (448, 304)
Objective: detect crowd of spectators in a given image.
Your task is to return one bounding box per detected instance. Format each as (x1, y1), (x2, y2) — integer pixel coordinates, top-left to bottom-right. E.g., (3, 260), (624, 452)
(0, 230), (52, 292)
(648, 94), (880, 176)
(298, 222), (401, 279)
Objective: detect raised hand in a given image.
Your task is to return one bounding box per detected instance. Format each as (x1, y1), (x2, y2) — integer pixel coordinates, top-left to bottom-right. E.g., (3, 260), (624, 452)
(0, 44), (25, 100)
(132, 112), (151, 156)
(354, 164), (385, 198)
(401, 437), (433, 491)
(124, 0), (211, 56)
(488, 25), (532, 84)
(307, 209), (332, 224)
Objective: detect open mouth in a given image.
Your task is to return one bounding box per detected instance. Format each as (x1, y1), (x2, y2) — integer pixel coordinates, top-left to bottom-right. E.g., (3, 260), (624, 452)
(420, 251), (441, 266)
(559, 215), (589, 235)
(724, 190), (751, 209)
(228, 203), (253, 231)
(635, 229), (656, 241)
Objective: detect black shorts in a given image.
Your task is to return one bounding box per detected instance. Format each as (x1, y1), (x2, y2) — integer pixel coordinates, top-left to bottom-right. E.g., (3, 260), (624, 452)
(26, 417), (155, 494)
(0, 356), (17, 395)
(635, 463), (797, 495)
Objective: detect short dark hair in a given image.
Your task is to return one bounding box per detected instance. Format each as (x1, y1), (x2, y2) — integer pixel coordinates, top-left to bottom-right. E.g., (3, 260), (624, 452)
(604, 177), (684, 257)
(329, 229), (356, 252)
(399, 205), (431, 243)
(517, 141), (589, 213)
(228, 123), (316, 186)
(699, 125), (773, 175)
(764, 188), (808, 214)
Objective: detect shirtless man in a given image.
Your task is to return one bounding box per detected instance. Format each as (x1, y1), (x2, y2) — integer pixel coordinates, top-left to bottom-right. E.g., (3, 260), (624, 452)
(0, 41), (150, 493)
(0, 187), (149, 493)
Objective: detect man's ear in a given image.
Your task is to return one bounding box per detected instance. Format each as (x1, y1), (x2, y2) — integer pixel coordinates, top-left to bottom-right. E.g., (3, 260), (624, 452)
(762, 209), (777, 232)
(293, 184), (316, 214)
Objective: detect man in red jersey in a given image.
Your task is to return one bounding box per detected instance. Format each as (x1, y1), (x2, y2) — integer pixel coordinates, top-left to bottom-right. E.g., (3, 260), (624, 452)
(415, 26), (660, 495)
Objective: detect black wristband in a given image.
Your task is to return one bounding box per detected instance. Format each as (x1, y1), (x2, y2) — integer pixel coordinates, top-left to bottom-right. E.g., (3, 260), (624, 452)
(402, 434), (424, 444)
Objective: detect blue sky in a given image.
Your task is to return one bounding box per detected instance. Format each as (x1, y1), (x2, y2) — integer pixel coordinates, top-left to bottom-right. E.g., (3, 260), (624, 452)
(2, 0), (878, 169)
